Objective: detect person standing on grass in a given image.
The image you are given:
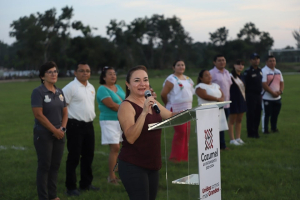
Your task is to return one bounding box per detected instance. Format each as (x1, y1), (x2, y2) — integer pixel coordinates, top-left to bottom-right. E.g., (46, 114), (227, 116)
(160, 59), (194, 162)
(31, 61), (68, 200)
(62, 62), (99, 196)
(96, 66), (125, 185)
(228, 60), (247, 146)
(243, 53), (262, 138)
(261, 55), (284, 134)
(118, 66), (178, 200)
(209, 54), (232, 150)
(195, 69), (229, 134)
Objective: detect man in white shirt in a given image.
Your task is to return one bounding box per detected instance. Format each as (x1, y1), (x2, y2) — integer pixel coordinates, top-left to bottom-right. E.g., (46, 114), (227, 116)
(261, 55), (284, 134)
(62, 62), (99, 196)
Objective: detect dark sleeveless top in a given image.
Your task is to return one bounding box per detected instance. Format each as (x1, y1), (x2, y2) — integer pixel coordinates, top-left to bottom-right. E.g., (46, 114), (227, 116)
(118, 100), (163, 170)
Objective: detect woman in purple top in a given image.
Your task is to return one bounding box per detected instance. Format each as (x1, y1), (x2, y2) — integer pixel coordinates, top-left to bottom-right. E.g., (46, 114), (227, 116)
(118, 65), (177, 200)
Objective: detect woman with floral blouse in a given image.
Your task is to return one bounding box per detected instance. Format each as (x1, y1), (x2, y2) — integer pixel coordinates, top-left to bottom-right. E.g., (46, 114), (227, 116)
(160, 60), (194, 162)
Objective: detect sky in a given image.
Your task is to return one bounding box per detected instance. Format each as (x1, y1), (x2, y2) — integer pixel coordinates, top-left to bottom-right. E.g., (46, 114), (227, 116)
(0, 0), (299, 49)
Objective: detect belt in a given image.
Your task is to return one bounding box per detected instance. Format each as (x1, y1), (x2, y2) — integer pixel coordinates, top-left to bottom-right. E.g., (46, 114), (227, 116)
(68, 118), (93, 127)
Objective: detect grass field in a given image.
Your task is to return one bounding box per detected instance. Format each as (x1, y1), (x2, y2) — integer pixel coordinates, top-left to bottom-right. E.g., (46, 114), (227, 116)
(0, 73), (300, 200)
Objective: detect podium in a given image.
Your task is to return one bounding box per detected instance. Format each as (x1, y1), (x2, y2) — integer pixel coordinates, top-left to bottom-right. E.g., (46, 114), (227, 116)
(148, 101), (231, 200)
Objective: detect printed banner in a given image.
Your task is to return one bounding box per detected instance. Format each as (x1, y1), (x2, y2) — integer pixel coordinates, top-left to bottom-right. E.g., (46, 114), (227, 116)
(196, 108), (221, 200)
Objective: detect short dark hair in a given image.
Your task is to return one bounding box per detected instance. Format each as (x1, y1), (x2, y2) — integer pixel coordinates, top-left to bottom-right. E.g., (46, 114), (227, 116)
(99, 66), (115, 84)
(197, 69), (208, 84)
(125, 65), (148, 97)
(267, 55), (275, 61)
(76, 61), (89, 70)
(172, 59), (184, 67)
(213, 54), (225, 62)
(231, 59), (244, 78)
(39, 61), (58, 84)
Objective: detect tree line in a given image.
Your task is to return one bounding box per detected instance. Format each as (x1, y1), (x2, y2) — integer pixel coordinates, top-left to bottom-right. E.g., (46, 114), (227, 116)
(0, 6), (282, 73)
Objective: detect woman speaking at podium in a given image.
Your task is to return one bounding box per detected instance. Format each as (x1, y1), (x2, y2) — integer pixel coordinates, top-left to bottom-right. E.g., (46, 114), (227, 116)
(117, 65), (177, 200)
(161, 60), (194, 162)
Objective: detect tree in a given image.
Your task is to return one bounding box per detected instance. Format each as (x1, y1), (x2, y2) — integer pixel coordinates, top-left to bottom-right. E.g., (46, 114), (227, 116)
(106, 15), (192, 69)
(235, 22), (273, 59)
(258, 31), (274, 51)
(292, 28), (300, 48)
(0, 41), (9, 67)
(209, 27), (228, 46)
(237, 22), (261, 42)
(72, 21), (97, 37)
(9, 14), (45, 68)
(10, 6), (74, 69)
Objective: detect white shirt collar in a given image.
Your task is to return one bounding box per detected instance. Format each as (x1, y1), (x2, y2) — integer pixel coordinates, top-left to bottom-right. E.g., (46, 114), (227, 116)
(74, 77), (90, 87)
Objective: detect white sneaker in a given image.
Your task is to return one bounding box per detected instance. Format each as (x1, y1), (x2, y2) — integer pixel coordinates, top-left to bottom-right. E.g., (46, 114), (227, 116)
(235, 138), (245, 144)
(229, 139), (241, 145)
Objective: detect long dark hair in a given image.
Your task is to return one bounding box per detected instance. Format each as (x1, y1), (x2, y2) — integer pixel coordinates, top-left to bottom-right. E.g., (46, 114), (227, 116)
(125, 65), (148, 98)
(197, 69), (208, 84)
(231, 59), (244, 78)
(39, 61), (58, 84)
(99, 66), (115, 84)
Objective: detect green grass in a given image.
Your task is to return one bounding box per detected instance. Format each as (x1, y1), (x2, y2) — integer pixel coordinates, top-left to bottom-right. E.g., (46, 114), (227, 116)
(276, 62), (300, 72)
(0, 74), (300, 200)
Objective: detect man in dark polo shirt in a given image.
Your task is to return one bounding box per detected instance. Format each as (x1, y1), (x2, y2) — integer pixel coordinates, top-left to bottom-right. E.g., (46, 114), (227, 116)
(243, 53), (262, 138)
(62, 62), (99, 196)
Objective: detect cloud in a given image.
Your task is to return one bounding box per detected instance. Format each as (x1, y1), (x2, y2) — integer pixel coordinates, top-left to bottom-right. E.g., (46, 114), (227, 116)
(239, 1), (300, 12)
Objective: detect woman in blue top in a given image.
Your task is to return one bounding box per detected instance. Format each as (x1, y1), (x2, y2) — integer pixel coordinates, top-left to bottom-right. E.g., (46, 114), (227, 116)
(96, 66), (125, 185)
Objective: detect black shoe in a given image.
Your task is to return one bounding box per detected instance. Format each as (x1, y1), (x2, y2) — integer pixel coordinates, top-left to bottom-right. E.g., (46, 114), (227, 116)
(80, 185), (100, 191)
(271, 129), (279, 133)
(66, 189), (80, 196)
(263, 131), (270, 134)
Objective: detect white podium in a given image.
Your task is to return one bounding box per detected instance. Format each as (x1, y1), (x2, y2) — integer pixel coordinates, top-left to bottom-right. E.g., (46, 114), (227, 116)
(148, 101), (230, 200)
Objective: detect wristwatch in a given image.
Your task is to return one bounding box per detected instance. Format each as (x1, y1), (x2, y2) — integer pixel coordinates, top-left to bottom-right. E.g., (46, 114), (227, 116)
(61, 127), (66, 133)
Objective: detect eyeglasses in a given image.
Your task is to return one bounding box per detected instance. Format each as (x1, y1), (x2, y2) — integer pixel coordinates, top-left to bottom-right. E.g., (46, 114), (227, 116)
(46, 70), (58, 75)
(77, 69), (91, 73)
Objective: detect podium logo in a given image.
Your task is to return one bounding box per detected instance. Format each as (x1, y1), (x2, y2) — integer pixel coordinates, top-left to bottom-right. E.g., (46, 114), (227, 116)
(204, 128), (213, 150)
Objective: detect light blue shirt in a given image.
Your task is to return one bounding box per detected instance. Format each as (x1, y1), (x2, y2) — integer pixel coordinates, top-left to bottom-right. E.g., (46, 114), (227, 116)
(96, 84), (125, 120)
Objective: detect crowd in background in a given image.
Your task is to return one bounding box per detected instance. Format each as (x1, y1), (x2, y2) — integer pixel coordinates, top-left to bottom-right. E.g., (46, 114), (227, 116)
(30, 53), (284, 200)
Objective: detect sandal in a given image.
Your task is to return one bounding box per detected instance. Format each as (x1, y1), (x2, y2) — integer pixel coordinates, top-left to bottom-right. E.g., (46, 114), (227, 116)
(113, 163), (118, 172)
(107, 176), (119, 186)
(115, 177), (122, 183)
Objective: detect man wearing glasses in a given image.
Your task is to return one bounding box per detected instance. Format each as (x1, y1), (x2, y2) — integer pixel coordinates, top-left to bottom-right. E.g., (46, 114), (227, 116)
(62, 62), (99, 196)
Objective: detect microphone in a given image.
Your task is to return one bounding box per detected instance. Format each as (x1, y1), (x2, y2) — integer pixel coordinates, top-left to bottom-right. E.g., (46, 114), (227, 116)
(144, 90), (160, 113)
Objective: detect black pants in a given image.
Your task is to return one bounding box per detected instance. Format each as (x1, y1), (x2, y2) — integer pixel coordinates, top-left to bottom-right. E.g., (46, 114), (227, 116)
(118, 160), (159, 200)
(220, 108), (229, 149)
(65, 119), (95, 190)
(34, 127), (65, 200)
(262, 99), (282, 132)
(246, 93), (262, 137)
